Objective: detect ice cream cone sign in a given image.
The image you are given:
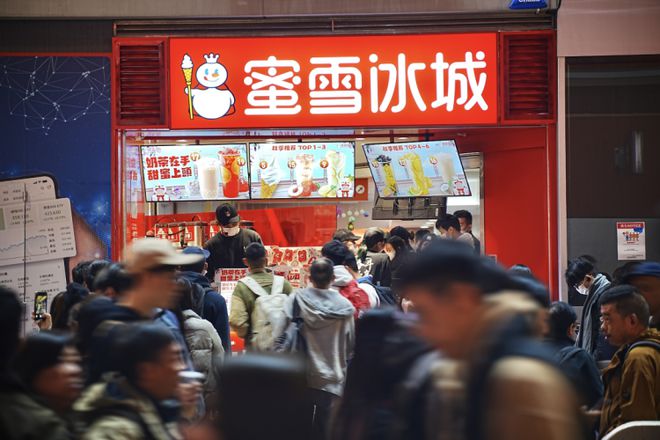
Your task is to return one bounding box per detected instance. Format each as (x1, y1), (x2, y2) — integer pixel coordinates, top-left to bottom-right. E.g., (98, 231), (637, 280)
(182, 53), (236, 120)
(181, 54), (194, 119)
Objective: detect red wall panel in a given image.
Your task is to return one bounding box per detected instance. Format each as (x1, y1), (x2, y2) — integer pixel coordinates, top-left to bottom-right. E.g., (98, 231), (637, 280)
(483, 147), (548, 285)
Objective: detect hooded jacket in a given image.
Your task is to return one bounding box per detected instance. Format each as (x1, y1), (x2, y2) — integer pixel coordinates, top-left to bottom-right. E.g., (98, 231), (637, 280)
(600, 329), (660, 436)
(576, 274), (613, 360)
(332, 265), (372, 318)
(74, 374), (181, 440)
(285, 287), (355, 396)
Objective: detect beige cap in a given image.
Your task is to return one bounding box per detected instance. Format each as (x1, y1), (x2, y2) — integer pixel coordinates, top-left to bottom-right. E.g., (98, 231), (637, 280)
(123, 238), (204, 274)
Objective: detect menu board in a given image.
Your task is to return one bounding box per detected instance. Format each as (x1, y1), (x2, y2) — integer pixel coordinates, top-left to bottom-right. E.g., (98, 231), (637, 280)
(363, 140), (470, 198)
(250, 142), (355, 199)
(141, 144), (249, 201)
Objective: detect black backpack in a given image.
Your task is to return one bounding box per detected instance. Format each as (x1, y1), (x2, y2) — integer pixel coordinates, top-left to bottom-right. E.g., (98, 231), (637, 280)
(358, 278), (397, 306)
(190, 283), (216, 319)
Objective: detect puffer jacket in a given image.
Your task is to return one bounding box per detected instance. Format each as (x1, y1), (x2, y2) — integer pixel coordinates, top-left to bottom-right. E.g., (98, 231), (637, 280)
(600, 329), (660, 437)
(74, 374), (181, 440)
(181, 309), (224, 403)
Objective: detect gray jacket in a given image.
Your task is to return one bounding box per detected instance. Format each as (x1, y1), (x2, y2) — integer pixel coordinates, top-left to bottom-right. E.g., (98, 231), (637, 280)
(285, 287), (355, 396)
(181, 310), (224, 403)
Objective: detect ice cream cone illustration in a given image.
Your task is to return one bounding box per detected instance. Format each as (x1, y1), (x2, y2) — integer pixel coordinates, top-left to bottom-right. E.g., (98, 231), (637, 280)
(181, 54), (194, 120)
(259, 155), (281, 199)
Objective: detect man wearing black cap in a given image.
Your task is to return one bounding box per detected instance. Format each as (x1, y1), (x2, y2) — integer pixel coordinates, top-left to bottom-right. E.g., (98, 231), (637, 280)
(332, 228), (360, 255)
(623, 262), (660, 330)
(204, 203), (262, 280)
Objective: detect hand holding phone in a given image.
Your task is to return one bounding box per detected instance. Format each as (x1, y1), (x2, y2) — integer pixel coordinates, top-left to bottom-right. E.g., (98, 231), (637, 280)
(34, 292), (48, 321)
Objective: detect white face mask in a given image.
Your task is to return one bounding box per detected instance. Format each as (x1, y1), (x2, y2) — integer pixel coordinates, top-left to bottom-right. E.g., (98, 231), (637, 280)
(576, 285), (590, 296)
(385, 250), (396, 261)
(223, 226), (240, 237)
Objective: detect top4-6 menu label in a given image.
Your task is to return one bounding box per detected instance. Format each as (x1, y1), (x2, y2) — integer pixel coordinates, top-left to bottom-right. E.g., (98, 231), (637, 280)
(0, 198), (76, 266)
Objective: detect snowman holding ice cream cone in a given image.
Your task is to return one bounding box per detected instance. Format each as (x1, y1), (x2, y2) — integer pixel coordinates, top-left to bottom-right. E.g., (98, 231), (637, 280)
(182, 53), (235, 120)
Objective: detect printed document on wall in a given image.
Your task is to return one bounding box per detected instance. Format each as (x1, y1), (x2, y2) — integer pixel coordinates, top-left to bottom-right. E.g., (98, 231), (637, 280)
(616, 222), (646, 260)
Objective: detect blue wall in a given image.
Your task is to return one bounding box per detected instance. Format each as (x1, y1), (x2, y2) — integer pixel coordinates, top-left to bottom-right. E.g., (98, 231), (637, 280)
(0, 56), (111, 255)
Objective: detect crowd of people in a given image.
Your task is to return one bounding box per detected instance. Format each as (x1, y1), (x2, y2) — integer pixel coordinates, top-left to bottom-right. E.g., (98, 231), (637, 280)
(0, 204), (658, 440)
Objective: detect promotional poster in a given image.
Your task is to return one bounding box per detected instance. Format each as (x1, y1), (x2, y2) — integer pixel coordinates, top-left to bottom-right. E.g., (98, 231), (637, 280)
(250, 142), (355, 199)
(141, 144), (250, 201)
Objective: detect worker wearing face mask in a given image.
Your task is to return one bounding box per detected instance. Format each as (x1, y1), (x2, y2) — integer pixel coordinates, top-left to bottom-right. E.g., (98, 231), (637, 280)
(565, 256), (616, 360)
(204, 203), (262, 281)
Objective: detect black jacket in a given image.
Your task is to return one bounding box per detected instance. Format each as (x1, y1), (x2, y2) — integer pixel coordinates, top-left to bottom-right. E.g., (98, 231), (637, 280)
(358, 251), (392, 287)
(204, 229), (262, 279)
(547, 337), (604, 408)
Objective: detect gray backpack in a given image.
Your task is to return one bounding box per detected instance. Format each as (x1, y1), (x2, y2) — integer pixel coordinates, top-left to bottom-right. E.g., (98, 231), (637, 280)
(238, 275), (286, 351)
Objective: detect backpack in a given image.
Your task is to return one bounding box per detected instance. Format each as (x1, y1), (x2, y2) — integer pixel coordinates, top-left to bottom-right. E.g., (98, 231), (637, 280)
(238, 275), (286, 351)
(273, 295), (307, 354)
(339, 280), (372, 318)
(190, 283), (215, 319)
(359, 278), (397, 307)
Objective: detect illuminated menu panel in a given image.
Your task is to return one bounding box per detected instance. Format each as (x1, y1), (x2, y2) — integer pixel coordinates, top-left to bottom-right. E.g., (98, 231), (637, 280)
(363, 140), (470, 198)
(141, 144), (249, 201)
(250, 142), (355, 199)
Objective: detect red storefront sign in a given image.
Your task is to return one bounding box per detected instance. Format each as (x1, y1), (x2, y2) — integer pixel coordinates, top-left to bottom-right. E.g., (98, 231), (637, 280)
(169, 34), (498, 129)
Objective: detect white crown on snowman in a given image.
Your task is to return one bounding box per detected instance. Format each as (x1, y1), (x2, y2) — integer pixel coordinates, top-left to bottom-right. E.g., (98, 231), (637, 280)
(204, 53), (220, 63)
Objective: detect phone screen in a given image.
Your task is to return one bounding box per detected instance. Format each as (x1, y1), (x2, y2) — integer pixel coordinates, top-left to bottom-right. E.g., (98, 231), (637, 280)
(34, 292), (48, 320)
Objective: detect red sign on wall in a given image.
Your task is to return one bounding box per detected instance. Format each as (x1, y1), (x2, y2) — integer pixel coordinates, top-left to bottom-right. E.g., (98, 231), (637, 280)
(169, 34), (498, 129)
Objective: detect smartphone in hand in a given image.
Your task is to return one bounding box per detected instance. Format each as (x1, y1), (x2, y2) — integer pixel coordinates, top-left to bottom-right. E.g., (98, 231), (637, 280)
(34, 292), (48, 321)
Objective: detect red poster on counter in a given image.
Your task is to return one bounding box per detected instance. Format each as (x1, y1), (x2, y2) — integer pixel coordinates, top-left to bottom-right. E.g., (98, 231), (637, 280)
(169, 33), (498, 129)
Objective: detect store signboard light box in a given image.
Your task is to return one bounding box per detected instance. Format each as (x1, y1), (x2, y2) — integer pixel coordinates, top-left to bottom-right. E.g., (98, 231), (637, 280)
(169, 33), (498, 129)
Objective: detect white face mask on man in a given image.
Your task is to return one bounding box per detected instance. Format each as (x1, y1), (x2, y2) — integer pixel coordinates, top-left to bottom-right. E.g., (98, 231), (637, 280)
(576, 285), (590, 296)
(222, 226), (240, 237)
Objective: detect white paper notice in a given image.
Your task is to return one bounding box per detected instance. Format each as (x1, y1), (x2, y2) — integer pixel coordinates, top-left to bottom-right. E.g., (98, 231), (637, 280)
(617, 222), (646, 261)
(214, 268), (248, 314)
(0, 198), (76, 266)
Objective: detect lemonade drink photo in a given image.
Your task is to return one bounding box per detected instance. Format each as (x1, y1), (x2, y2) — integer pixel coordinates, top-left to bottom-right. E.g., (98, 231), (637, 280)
(196, 157), (220, 199)
(318, 150), (345, 197)
(376, 154), (398, 197)
(402, 152), (432, 196)
(218, 148), (242, 198)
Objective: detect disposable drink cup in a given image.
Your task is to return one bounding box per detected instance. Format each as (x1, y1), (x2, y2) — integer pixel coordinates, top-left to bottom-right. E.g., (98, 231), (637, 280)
(437, 153), (457, 187)
(179, 371), (205, 384)
(218, 151), (241, 198)
(197, 158), (220, 199)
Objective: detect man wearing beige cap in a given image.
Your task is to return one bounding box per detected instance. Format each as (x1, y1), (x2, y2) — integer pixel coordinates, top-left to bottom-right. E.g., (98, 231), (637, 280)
(77, 238), (204, 384)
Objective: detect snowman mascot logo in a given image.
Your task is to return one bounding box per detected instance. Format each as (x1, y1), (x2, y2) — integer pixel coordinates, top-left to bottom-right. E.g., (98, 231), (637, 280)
(182, 53), (235, 120)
